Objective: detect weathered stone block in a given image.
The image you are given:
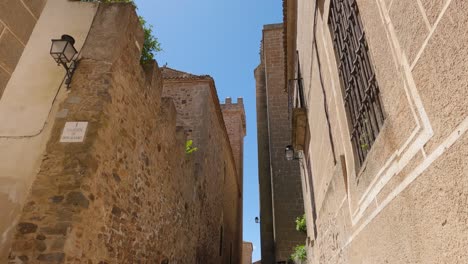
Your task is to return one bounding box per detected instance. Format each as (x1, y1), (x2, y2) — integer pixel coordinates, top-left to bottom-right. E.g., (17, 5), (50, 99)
(18, 223), (38, 234)
(0, 67), (9, 98)
(21, 0), (48, 19)
(49, 196), (64, 204)
(389, 0), (429, 63)
(37, 252), (64, 263)
(412, 0), (468, 153)
(111, 206), (122, 217)
(35, 240), (46, 252)
(384, 0), (393, 8)
(0, 0), (36, 43)
(420, 0), (450, 25)
(35, 234), (46, 241)
(80, 4), (143, 63)
(50, 238), (65, 251)
(40, 223), (70, 236)
(0, 30), (24, 73)
(65, 192), (89, 208)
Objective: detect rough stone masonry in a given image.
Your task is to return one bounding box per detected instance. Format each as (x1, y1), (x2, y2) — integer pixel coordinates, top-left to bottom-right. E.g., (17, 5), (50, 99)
(6, 3), (244, 264)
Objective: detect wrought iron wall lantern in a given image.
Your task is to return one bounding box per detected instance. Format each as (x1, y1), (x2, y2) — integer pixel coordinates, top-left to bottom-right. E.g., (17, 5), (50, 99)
(50, 35), (78, 88)
(255, 217), (260, 224)
(285, 145), (295, 161)
(285, 145), (303, 161)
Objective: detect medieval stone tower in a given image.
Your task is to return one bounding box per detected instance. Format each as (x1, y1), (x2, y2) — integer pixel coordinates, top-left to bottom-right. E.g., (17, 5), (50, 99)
(255, 24), (305, 263)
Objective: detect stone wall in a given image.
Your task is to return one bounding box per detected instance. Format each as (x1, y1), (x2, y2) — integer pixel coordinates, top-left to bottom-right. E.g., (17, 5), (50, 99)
(220, 98), (246, 187)
(8, 3), (242, 264)
(162, 69), (244, 264)
(220, 98), (246, 263)
(255, 60), (275, 264)
(0, 0), (48, 97)
(285, 0), (468, 263)
(0, 0), (97, 260)
(256, 24), (305, 262)
(241, 241), (253, 264)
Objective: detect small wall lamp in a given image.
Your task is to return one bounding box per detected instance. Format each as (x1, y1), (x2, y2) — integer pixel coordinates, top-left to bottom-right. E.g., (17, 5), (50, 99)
(255, 217), (260, 224)
(285, 145), (304, 161)
(285, 145), (295, 161)
(50, 34), (78, 88)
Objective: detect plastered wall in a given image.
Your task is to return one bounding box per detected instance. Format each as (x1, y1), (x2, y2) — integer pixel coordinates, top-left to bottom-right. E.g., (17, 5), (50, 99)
(289, 0), (468, 263)
(0, 0), (48, 97)
(0, 0), (98, 260)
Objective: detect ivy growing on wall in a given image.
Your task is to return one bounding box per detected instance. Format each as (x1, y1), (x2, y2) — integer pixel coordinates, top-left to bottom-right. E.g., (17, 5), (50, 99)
(81, 0), (161, 64)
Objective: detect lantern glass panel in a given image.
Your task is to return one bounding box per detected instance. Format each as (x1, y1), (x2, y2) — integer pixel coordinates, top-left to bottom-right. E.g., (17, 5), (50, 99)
(51, 40), (66, 55)
(285, 146), (294, 161)
(50, 39), (67, 63)
(63, 43), (77, 62)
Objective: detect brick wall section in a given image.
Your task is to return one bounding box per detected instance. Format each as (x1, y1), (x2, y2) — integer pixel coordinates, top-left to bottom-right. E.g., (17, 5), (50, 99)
(160, 75), (207, 144)
(8, 4), (241, 263)
(220, 97), (246, 263)
(220, 97), (246, 185)
(162, 70), (243, 264)
(0, 0), (47, 98)
(255, 61), (276, 263)
(257, 24), (305, 262)
(241, 241), (253, 264)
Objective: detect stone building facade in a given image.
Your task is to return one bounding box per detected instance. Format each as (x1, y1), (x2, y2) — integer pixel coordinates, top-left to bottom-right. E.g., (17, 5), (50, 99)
(161, 68), (245, 264)
(0, 1), (244, 263)
(283, 0), (468, 263)
(241, 241), (253, 264)
(0, 0), (48, 98)
(255, 24), (305, 263)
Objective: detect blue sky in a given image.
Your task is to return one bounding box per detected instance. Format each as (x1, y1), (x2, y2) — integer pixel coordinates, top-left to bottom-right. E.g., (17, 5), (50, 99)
(134, 0), (283, 261)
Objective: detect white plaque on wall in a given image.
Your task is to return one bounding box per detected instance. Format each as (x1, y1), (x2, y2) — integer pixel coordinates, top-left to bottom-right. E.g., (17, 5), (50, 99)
(60, 122), (88, 143)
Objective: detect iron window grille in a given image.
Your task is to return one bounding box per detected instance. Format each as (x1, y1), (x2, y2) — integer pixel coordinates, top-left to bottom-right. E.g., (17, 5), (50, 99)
(328, 0), (385, 167)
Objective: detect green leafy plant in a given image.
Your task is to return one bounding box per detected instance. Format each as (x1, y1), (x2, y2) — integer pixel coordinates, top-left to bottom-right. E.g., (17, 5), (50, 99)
(359, 118), (372, 151)
(295, 214), (307, 233)
(185, 140), (198, 154)
(290, 215), (307, 263)
(290, 244), (307, 262)
(139, 17), (162, 64)
(360, 143), (369, 151)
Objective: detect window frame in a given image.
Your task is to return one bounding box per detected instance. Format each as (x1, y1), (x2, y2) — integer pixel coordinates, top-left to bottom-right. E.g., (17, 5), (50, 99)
(328, 0), (386, 170)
